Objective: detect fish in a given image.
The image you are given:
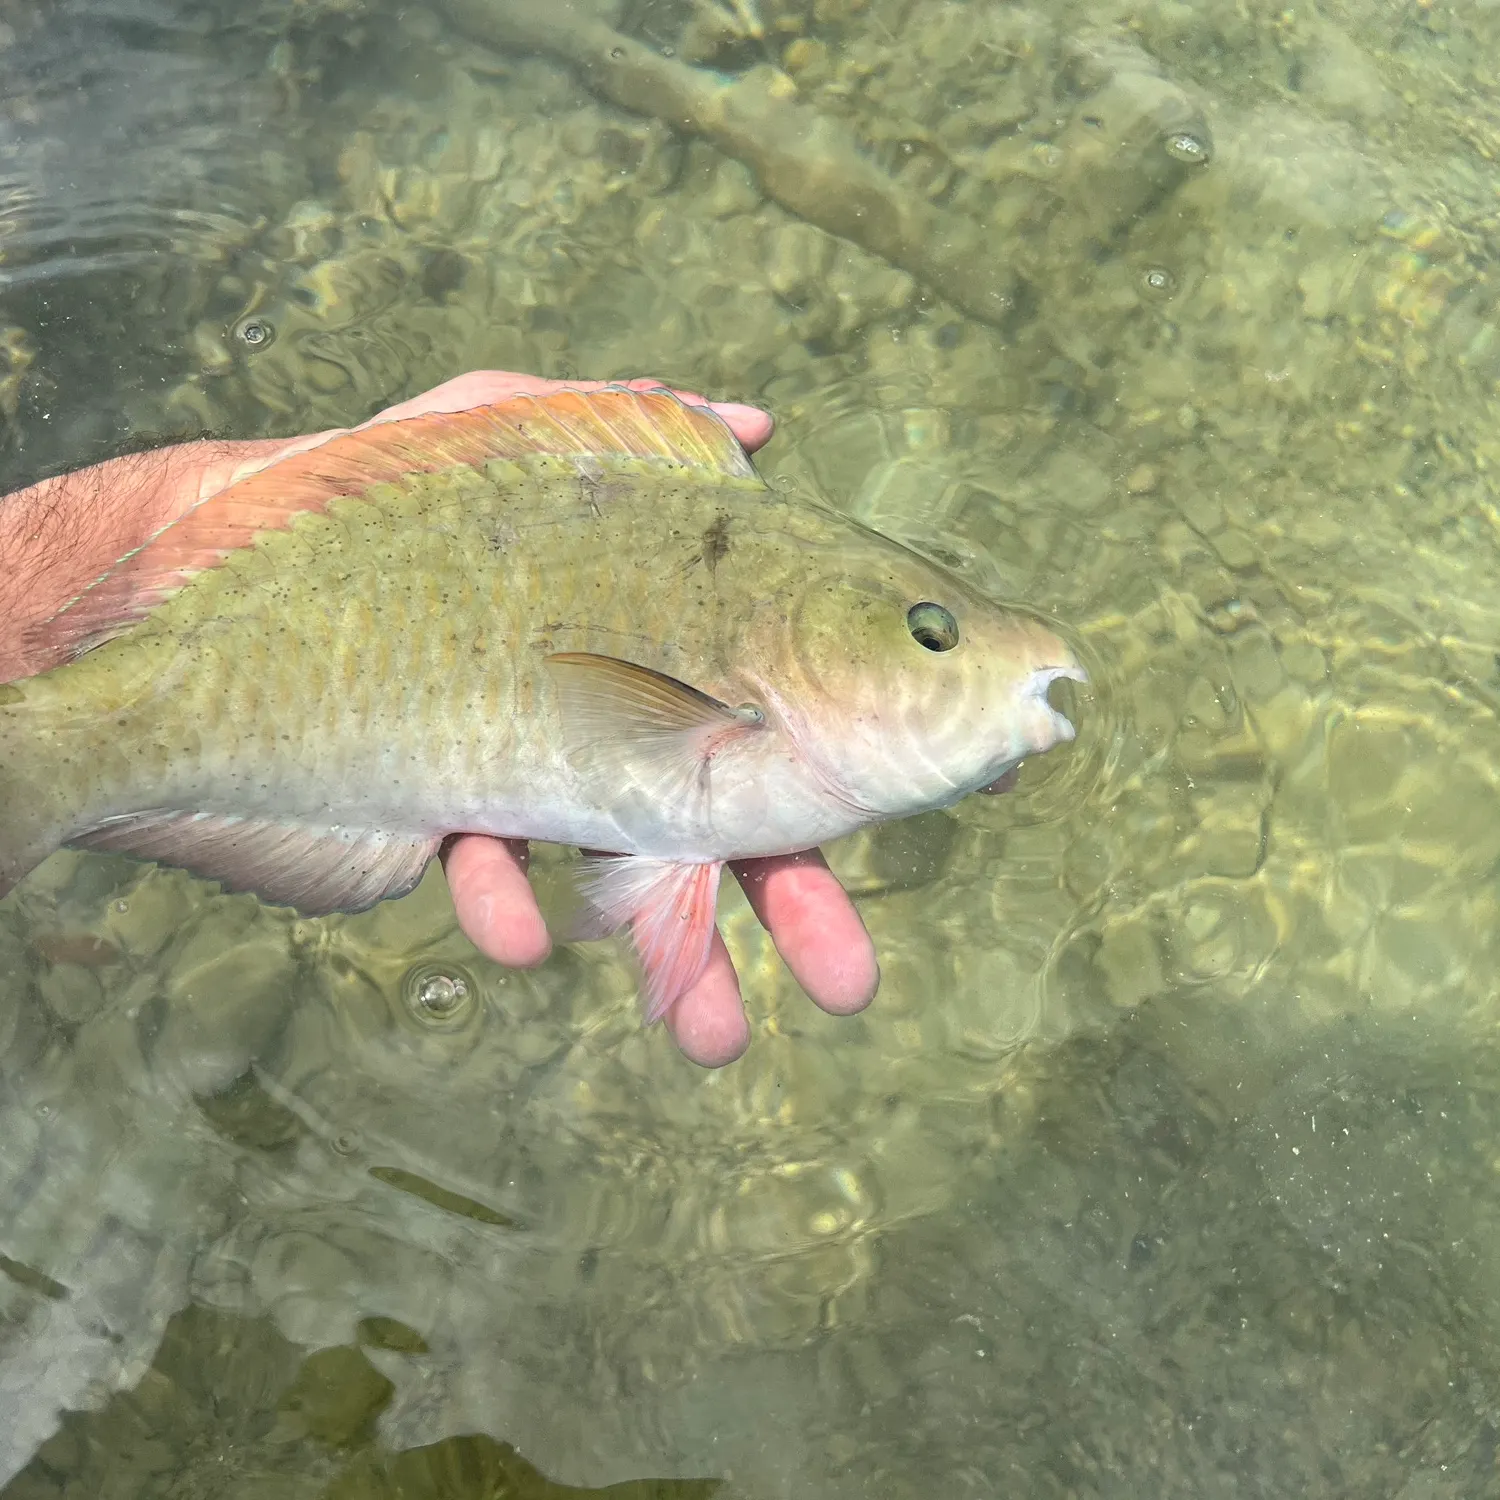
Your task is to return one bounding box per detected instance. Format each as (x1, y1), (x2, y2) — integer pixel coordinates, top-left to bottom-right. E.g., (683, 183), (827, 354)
(0, 387), (1085, 1019)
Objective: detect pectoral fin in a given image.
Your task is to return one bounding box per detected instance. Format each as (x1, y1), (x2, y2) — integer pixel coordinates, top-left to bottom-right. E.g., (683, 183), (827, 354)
(570, 853), (724, 1023)
(545, 652), (765, 816)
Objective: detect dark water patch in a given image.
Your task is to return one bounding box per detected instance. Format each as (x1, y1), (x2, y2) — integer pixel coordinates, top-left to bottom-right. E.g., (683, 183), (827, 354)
(0, 0), (312, 477)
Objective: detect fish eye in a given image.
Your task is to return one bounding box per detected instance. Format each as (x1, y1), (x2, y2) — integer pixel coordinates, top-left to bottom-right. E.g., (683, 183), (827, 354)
(907, 601), (960, 652)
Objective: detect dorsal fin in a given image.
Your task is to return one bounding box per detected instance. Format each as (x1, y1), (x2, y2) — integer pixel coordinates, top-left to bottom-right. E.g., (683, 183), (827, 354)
(32, 388), (756, 663)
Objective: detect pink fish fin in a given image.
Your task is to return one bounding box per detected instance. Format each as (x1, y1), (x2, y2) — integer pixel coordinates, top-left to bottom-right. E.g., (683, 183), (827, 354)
(33, 387), (756, 666)
(545, 652), (766, 818)
(573, 854), (725, 1023)
(70, 812), (439, 915)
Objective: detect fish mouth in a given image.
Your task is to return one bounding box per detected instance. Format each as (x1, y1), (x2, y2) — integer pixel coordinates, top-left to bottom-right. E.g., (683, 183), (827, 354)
(1028, 658), (1088, 741)
(978, 762), (1022, 795)
(974, 659), (1087, 795)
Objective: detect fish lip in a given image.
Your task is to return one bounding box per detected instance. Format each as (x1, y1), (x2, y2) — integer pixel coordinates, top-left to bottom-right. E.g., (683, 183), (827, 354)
(1027, 660), (1088, 746)
(972, 659), (1085, 795)
(978, 761), (1022, 795)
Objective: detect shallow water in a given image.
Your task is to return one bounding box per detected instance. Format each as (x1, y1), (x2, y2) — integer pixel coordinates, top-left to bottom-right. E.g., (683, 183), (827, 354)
(4, 0), (1500, 1493)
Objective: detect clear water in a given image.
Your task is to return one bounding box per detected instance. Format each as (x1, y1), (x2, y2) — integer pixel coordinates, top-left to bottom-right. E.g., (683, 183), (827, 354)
(4, 0), (1500, 1493)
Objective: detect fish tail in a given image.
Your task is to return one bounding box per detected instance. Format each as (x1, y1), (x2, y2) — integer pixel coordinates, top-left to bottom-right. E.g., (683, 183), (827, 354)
(0, 682), (68, 903)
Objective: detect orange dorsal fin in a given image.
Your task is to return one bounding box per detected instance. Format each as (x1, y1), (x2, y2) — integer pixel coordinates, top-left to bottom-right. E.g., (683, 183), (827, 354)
(33, 387), (756, 663)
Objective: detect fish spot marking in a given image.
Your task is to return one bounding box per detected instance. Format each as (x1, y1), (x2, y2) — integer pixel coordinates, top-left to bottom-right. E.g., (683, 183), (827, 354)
(701, 513), (732, 575)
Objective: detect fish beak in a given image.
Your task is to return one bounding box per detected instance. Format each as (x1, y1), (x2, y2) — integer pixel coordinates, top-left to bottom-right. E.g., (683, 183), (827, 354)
(976, 659), (1087, 795)
(1025, 659), (1088, 748)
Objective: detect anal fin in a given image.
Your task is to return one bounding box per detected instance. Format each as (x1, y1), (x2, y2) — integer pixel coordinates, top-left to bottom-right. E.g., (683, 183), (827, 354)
(71, 812), (439, 915)
(570, 854), (724, 1023)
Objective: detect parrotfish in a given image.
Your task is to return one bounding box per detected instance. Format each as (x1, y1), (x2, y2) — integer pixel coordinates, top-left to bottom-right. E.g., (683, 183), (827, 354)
(0, 388), (1084, 1017)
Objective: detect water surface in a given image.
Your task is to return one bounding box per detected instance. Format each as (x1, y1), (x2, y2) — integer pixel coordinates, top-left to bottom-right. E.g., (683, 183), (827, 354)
(3, 0), (1500, 1494)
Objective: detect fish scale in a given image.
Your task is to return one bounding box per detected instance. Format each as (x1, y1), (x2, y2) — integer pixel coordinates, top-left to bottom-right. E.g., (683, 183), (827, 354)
(0, 387), (1085, 1022)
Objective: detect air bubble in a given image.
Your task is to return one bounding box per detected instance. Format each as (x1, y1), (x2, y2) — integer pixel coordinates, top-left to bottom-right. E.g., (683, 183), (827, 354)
(1140, 266), (1177, 296)
(401, 962), (479, 1028)
(1163, 132), (1210, 166)
(233, 317), (274, 349)
(415, 972), (466, 1015)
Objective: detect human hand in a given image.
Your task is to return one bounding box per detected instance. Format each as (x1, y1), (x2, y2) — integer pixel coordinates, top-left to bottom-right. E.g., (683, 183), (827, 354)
(0, 371), (879, 1066)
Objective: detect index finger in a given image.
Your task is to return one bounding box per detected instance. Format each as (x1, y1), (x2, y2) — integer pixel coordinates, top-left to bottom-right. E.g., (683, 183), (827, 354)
(361, 372), (776, 453)
(730, 851), (880, 1016)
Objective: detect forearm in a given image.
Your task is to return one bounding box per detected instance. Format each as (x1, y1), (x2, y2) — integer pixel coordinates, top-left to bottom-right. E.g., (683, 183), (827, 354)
(0, 437), (312, 680)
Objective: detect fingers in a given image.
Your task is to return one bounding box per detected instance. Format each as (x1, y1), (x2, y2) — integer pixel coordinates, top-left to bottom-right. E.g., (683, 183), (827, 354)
(122, 377), (770, 511)
(441, 834), (552, 969)
(663, 928), (752, 1067)
(665, 854), (876, 1068)
(130, 371), (776, 511)
(703, 400), (775, 454)
(441, 837), (871, 1068)
(356, 370), (534, 425)
(618, 378), (775, 453)
(358, 370), (775, 454)
(730, 851), (880, 1016)
(442, 833), (752, 1066)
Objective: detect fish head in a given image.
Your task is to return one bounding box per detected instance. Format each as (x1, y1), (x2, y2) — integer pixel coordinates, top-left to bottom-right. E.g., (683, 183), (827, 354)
(754, 553), (1086, 818)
